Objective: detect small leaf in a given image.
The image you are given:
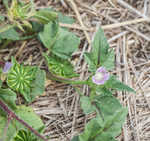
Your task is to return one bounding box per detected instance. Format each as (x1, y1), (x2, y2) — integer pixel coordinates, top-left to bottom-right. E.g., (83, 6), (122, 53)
(91, 28), (109, 66)
(52, 28), (80, 59)
(0, 80), (2, 87)
(78, 95), (128, 141)
(0, 27), (20, 40)
(84, 53), (96, 73)
(58, 13), (75, 24)
(15, 106), (44, 131)
(105, 75), (136, 93)
(30, 21), (43, 33)
(85, 27), (115, 72)
(95, 95), (123, 118)
(80, 96), (96, 114)
(0, 116), (17, 141)
(96, 87), (113, 96)
(0, 88), (17, 110)
(38, 21), (59, 48)
(34, 9), (58, 24)
(30, 68), (46, 102)
(0, 15), (5, 21)
(2, 0), (10, 8)
(101, 49), (115, 71)
(71, 136), (80, 141)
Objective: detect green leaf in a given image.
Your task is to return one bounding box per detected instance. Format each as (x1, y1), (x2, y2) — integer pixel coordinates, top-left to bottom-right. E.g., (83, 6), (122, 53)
(84, 53), (96, 72)
(0, 25), (14, 34)
(101, 49), (115, 71)
(95, 95), (124, 118)
(84, 27), (115, 72)
(44, 54), (78, 78)
(105, 75), (136, 93)
(71, 136), (80, 141)
(91, 28), (109, 66)
(2, 0), (10, 8)
(31, 21), (43, 33)
(0, 116), (17, 141)
(34, 9), (58, 24)
(78, 95), (128, 141)
(80, 96), (96, 114)
(52, 28), (80, 59)
(0, 106), (44, 141)
(38, 21), (59, 48)
(15, 106), (44, 131)
(58, 13), (75, 24)
(96, 87), (113, 96)
(0, 15), (5, 21)
(0, 88), (17, 110)
(0, 79), (2, 88)
(0, 27), (20, 40)
(30, 68), (46, 102)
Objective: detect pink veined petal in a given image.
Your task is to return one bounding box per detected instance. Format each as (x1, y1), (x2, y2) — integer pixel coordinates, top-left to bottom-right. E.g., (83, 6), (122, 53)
(92, 67), (110, 85)
(92, 77), (105, 85)
(97, 67), (106, 73)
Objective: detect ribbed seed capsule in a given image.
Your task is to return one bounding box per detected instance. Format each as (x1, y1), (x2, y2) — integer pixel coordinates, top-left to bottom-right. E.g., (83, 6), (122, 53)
(7, 58), (35, 94)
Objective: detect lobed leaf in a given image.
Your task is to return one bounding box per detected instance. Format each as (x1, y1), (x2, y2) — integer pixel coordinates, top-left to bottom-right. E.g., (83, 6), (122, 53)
(0, 26), (20, 40)
(0, 88), (17, 110)
(84, 28), (115, 72)
(34, 9), (58, 24)
(51, 28), (80, 59)
(58, 13), (75, 24)
(30, 68), (46, 102)
(84, 53), (96, 73)
(80, 96), (96, 114)
(38, 21), (59, 48)
(105, 75), (136, 93)
(75, 95), (128, 141)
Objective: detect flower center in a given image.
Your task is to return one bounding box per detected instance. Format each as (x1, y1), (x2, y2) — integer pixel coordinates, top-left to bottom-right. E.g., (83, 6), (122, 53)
(94, 72), (103, 80)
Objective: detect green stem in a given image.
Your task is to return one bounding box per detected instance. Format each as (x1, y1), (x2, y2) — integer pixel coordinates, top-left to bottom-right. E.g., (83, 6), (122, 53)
(46, 71), (89, 85)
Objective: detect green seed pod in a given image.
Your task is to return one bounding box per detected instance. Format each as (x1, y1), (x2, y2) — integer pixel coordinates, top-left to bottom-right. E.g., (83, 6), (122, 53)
(14, 130), (40, 141)
(44, 54), (78, 78)
(7, 58), (35, 96)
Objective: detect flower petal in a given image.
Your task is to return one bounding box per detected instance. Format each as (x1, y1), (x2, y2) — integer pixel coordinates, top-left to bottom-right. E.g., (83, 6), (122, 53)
(3, 62), (13, 73)
(92, 67), (110, 85)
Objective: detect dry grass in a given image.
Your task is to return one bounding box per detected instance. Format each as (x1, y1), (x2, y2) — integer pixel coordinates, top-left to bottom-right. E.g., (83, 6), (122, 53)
(1, 0), (150, 141)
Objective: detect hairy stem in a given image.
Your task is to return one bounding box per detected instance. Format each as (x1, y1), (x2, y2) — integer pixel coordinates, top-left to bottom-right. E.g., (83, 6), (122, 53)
(46, 71), (89, 85)
(0, 99), (48, 141)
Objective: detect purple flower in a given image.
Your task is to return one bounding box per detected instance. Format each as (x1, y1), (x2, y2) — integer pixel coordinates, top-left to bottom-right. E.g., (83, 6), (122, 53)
(92, 67), (110, 85)
(3, 62), (13, 73)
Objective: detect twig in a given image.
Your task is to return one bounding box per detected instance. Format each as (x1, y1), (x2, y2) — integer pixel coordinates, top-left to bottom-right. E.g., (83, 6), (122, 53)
(102, 15), (150, 42)
(0, 100), (48, 141)
(117, 0), (150, 21)
(60, 18), (149, 31)
(65, 0), (91, 44)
